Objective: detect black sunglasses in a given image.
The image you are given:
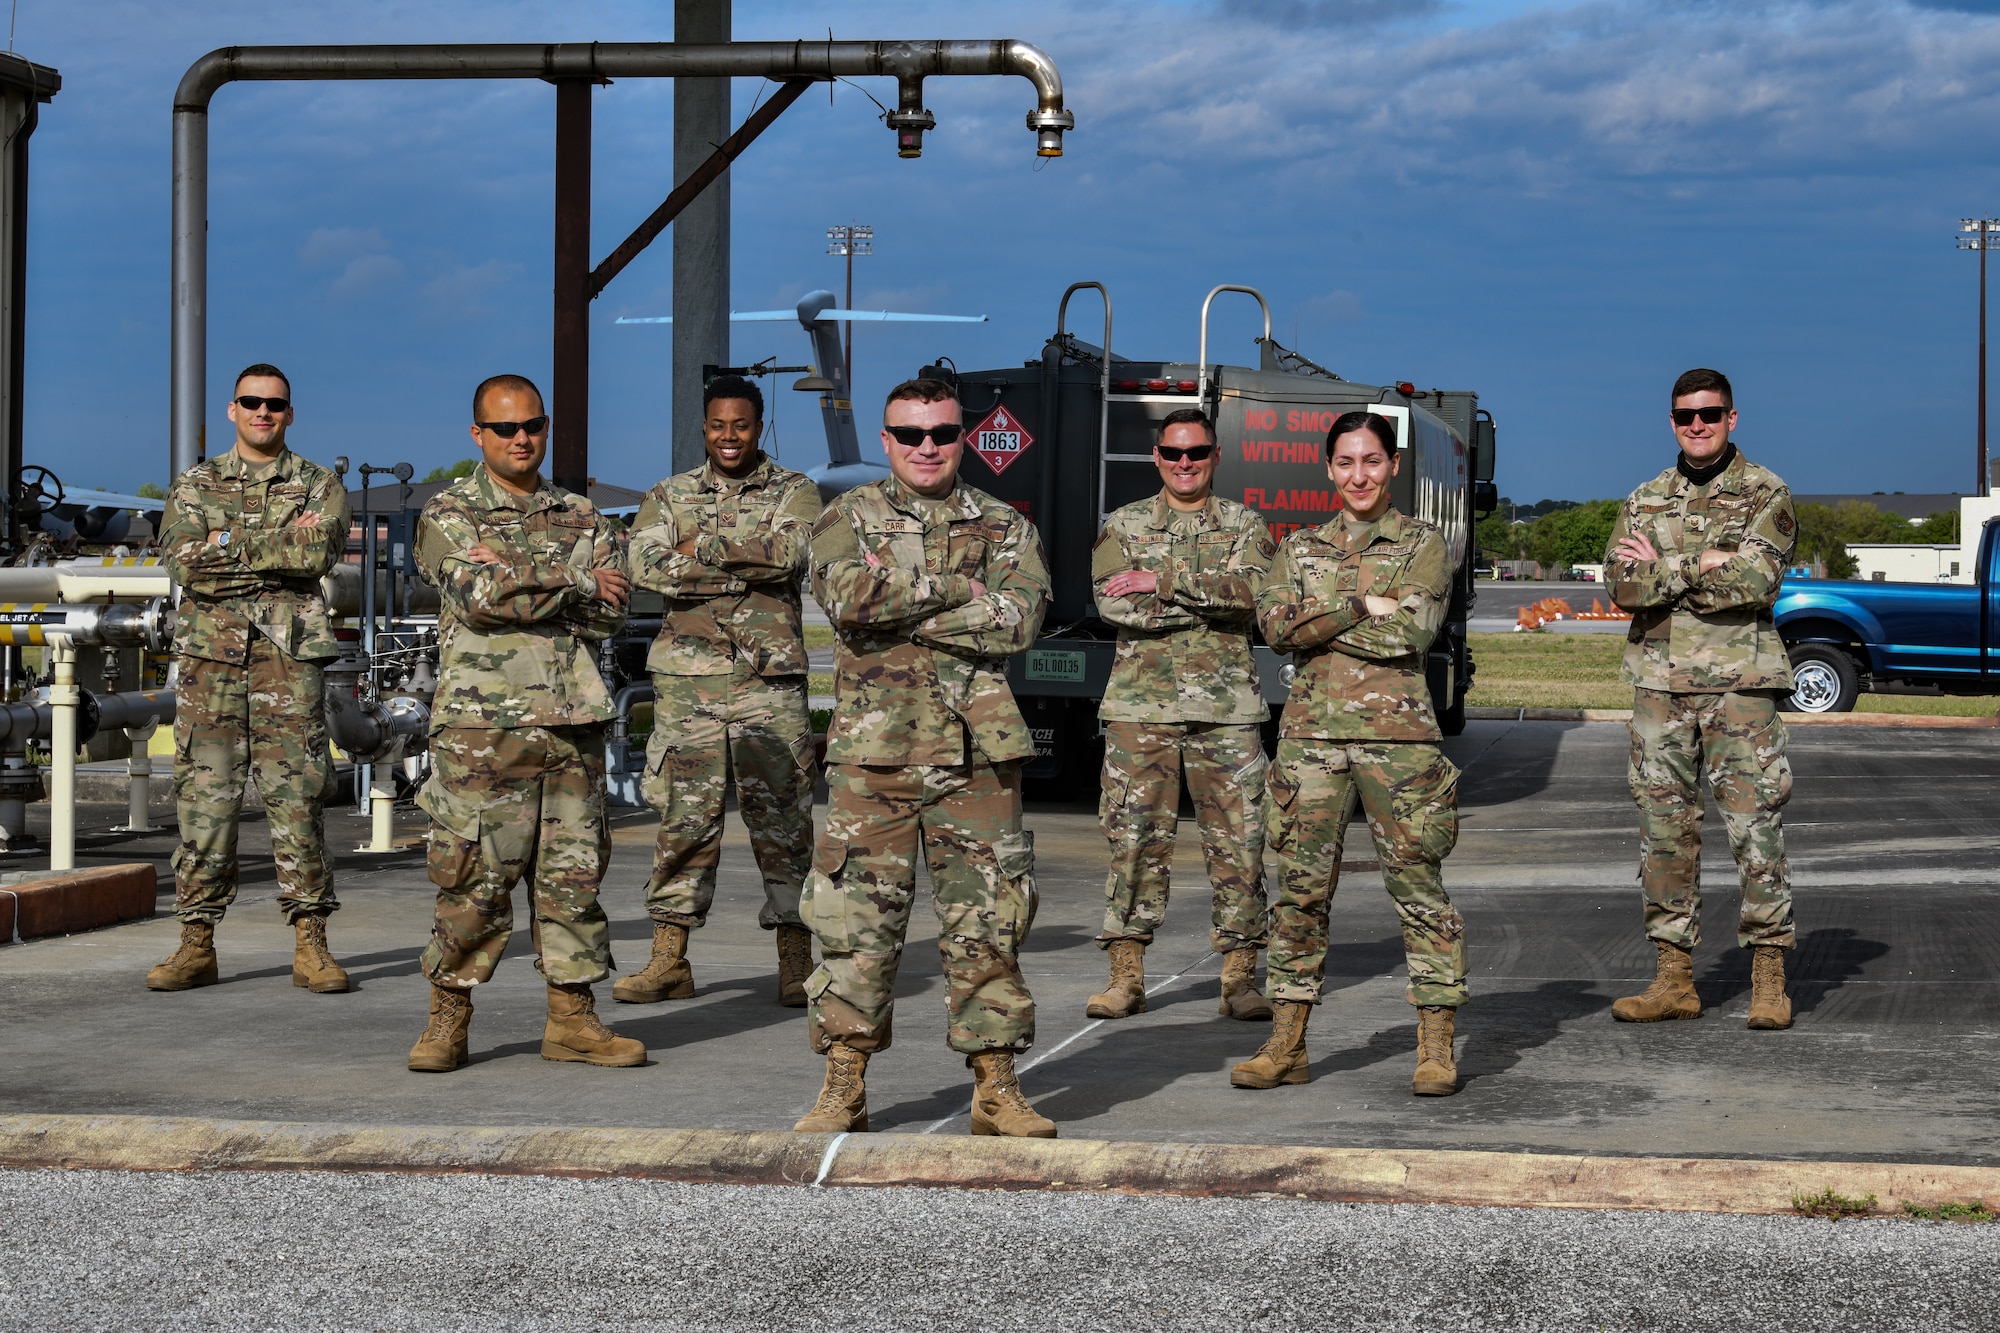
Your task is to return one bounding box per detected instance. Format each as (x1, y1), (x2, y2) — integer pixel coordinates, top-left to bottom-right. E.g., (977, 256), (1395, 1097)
(885, 424), (964, 448)
(1157, 443), (1215, 463)
(478, 416), (549, 439)
(235, 395), (291, 413)
(1671, 406), (1728, 427)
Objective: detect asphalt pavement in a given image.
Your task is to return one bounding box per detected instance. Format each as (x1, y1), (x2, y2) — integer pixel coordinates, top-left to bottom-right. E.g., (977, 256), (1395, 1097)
(2, 718), (1996, 1163)
(5, 717), (1998, 1328)
(4, 1166), (1996, 1332)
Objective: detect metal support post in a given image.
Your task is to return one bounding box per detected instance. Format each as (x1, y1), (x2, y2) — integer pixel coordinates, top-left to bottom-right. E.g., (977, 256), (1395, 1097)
(48, 636), (75, 871)
(366, 773), (395, 852)
(113, 721), (161, 834)
(553, 77), (592, 493)
(673, 0), (733, 474)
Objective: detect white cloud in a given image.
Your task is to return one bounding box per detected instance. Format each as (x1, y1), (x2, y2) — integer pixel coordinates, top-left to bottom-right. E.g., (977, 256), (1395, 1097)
(297, 226), (389, 268)
(415, 258), (523, 323)
(328, 252), (405, 301)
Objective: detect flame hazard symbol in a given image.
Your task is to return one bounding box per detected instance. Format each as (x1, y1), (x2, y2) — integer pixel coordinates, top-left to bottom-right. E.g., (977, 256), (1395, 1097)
(967, 404), (1035, 476)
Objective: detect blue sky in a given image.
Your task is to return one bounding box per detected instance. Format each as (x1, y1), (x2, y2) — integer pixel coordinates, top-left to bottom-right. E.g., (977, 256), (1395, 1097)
(20, 0), (2000, 502)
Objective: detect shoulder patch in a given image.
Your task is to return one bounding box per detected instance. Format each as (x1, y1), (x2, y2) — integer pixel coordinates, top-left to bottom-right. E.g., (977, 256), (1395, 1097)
(1774, 509), (1794, 536)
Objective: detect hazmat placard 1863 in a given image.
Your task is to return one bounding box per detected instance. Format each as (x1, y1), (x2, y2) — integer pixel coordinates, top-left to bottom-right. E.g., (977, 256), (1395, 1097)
(968, 404), (1035, 476)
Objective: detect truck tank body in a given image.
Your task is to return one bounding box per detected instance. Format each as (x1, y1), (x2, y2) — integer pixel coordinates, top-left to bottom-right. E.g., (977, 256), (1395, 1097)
(897, 299), (1491, 794)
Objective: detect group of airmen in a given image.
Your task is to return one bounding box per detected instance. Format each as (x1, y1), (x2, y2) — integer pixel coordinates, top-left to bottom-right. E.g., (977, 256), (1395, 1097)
(139, 358), (1798, 1138)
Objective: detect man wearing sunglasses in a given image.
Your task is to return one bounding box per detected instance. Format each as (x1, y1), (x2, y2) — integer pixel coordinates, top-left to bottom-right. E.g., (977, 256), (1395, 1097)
(614, 375), (821, 1009)
(1604, 367), (1799, 1031)
(148, 364), (352, 996)
(405, 374), (644, 1074)
(793, 377), (1055, 1138)
(1086, 407), (1277, 1024)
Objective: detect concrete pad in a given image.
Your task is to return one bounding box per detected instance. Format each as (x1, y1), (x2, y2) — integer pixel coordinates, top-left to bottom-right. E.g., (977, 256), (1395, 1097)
(1, 721), (1997, 1172)
(0, 863), (154, 941)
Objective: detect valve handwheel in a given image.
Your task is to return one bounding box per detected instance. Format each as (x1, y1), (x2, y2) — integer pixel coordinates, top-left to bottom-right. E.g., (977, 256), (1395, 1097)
(16, 465), (65, 509)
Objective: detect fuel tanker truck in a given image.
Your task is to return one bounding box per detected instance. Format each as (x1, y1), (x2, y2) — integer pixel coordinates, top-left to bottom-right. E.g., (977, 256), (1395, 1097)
(902, 283), (1498, 797)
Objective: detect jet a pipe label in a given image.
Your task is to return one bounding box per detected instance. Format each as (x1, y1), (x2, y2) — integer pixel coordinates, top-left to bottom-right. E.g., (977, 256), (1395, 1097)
(968, 405), (1035, 476)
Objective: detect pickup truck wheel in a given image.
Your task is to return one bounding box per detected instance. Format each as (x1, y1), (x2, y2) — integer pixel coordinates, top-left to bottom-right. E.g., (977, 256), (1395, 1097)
(1786, 646), (1859, 713)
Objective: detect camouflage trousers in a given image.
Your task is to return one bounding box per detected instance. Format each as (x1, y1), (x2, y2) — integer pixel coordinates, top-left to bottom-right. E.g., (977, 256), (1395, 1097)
(417, 724), (613, 988)
(1265, 738), (1467, 1008)
(803, 760), (1037, 1056)
(641, 667), (813, 931)
(1629, 688), (1794, 950)
(171, 636), (335, 925)
(1097, 720), (1267, 952)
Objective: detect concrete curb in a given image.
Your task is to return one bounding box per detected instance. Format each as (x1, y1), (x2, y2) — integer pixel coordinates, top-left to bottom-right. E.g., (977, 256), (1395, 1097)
(1, 1113), (1994, 1218)
(1465, 706), (1998, 728)
(0, 864), (155, 942)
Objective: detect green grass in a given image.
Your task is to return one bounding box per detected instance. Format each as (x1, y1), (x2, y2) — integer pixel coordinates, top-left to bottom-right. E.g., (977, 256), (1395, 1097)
(1467, 633), (2000, 717)
(1793, 1188), (1879, 1220)
(805, 625), (834, 650)
(1902, 1199), (1996, 1223)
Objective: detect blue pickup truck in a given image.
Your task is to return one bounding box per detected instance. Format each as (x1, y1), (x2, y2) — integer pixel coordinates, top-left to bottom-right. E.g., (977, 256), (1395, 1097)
(1774, 519), (1997, 712)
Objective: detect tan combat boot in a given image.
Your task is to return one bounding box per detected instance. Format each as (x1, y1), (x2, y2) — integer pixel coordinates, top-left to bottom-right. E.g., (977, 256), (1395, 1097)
(1746, 945), (1794, 1030)
(543, 983), (647, 1066)
(1611, 940), (1701, 1022)
(291, 914), (350, 994)
(968, 1051), (1058, 1138)
(407, 984), (473, 1073)
(1413, 1005), (1459, 1096)
(1218, 947), (1274, 1021)
(793, 1042), (869, 1132)
(145, 920), (218, 991)
(1085, 939), (1146, 1019)
(1230, 998), (1311, 1088)
(611, 921), (694, 1003)
(775, 923), (814, 1009)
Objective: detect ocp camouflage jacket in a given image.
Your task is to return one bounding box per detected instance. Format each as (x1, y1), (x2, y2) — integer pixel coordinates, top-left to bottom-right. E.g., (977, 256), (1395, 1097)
(1092, 492), (1274, 725)
(627, 455), (820, 677)
(811, 474), (1049, 766)
(1258, 507), (1449, 743)
(161, 446), (349, 665)
(1604, 448), (1796, 693)
(416, 468), (626, 731)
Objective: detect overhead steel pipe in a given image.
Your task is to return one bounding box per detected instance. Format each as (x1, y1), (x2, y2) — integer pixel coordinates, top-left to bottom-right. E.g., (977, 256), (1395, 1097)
(169, 39), (1073, 480)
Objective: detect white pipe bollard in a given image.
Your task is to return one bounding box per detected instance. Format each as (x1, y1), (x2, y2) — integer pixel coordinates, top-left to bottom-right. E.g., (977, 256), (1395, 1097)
(114, 721), (160, 834)
(368, 776), (395, 852)
(48, 638), (77, 872)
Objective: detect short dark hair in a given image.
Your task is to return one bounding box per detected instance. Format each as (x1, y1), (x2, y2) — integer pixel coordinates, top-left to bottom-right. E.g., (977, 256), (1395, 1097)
(703, 374), (764, 423)
(1326, 410), (1398, 460)
(1672, 368), (1733, 409)
(473, 373), (543, 422)
(235, 363), (290, 395)
(1157, 407), (1215, 444)
(884, 377), (959, 413)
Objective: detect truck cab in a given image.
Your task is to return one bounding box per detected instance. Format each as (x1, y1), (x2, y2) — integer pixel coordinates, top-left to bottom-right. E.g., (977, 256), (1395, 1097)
(1776, 517), (2000, 712)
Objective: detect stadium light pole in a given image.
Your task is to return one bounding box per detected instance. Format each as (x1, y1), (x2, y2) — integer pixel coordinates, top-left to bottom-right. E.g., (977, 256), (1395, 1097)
(1959, 217), (1998, 497)
(827, 222), (872, 387)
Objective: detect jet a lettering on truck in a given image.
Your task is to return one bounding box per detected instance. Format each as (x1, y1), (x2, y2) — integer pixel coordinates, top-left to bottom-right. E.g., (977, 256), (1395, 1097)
(841, 283), (1499, 797)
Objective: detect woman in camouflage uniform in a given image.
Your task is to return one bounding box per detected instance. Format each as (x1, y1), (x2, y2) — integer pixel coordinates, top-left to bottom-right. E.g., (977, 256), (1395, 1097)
(1231, 410), (1469, 1097)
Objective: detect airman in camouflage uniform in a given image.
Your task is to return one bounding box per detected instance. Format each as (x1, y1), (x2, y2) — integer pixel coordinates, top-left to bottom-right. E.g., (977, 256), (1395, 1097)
(146, 364), (351, 997)
(616, 376), (821, 1009)
(792, 377), (1056, 1139)
(405, 374), (646, 1074)
(1087, 406), (1276, 1024)
(1232, 409), (1468, 1097)
(1605, 367), (1798, 1031)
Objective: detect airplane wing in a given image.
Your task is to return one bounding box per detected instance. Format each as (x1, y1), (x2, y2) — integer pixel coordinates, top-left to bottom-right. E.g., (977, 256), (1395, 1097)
(63, 487), (166, 512)
(616, 310), (987, 324)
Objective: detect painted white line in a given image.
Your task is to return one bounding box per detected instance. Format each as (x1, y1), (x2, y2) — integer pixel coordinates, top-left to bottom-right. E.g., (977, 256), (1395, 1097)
(811, 1130), (850, 1187)
(919, 951), (1218, 1135)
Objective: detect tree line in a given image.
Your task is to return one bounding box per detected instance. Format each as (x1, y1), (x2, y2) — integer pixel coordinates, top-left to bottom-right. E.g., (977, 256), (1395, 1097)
(1477, 498), (1959, 578)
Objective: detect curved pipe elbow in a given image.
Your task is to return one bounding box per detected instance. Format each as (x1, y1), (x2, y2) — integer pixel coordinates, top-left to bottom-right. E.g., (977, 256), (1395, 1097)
(174, 47), (238, 111)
